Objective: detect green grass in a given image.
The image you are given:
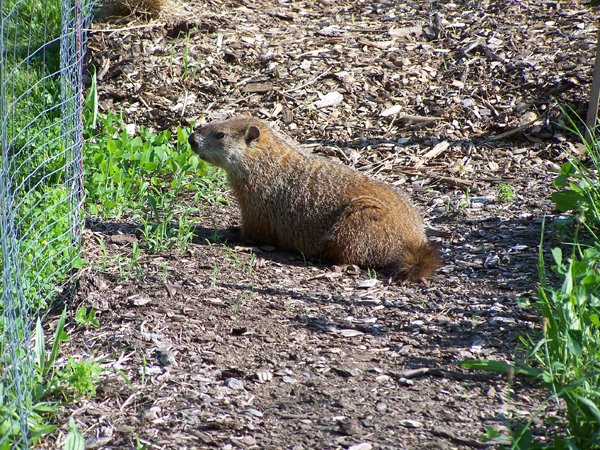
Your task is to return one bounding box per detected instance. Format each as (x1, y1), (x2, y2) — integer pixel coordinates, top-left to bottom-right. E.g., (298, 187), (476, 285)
(83, 101), (227, 252)
(551, 110), (600, 239)
(497, 182), (516, 203)
(461, 115), (600, 449)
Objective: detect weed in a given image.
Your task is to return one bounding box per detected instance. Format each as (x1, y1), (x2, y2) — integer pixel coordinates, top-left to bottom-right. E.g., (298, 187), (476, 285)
(134, 435), (147, 450)
(462, 225), (600, 448)
(181, 32), (191, 80)
(75, 307), (99, 329)
(0, 309), (100, 445)
(204, 229), (227, 245)
(210, 262), (220, 288)
(458, 188), (471, 209)
(496, 182), (516, 203)
(58, 358), (102, 399)
(83, 107), (212, 221)
(95, 236), (110, 271)
(160, 263), (170, 284)
(140, 216), (169, 254)
(551, 112), (600, 239)
(63, 418), (85, 450)
(223, 247), (242, 269)
(461, 109), (600, 449)
(248, 251), (256, 275)
(232, 290), (256, 314)
(131, 241), (144, 278)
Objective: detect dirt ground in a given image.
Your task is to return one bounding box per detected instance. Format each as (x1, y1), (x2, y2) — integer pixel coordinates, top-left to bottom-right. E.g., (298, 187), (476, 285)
(50, 0), (599, 448)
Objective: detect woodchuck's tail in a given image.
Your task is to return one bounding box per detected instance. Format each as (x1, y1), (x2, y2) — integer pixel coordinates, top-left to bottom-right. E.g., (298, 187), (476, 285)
(391, 241), (441, 282)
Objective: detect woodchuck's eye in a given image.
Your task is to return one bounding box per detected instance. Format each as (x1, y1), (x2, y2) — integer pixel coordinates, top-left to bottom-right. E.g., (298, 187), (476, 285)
(214, 131), (225, 140)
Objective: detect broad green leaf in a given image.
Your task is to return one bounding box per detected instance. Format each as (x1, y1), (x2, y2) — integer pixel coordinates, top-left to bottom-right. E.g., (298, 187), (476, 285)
(34, 318), (45, 372)
(551, 190), (582, 212)
(63, 419), (85, 450)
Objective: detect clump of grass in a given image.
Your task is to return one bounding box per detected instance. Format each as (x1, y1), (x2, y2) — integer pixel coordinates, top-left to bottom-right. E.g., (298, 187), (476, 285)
(551, 111), (600, 240)
(83, 102), (225, 253)
(461, 110), (600, 449)
(496, 182), (516, 203)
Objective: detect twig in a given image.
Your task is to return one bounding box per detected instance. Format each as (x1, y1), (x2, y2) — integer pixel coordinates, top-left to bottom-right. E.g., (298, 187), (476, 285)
(393, 367), (444, 379)
(87, 23), (163, 33)
(414, 141), (450, 169)
(284, 67), (332, 94)
(488, 118), (540, 141)
(397, 114), (445, 125)
(394, 167), (473, 189)
(431, 426), (490, 449)
(180, 90), (189, 118)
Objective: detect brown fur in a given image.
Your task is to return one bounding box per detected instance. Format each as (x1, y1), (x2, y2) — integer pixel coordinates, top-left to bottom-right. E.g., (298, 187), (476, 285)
(188, 116), (441, 282)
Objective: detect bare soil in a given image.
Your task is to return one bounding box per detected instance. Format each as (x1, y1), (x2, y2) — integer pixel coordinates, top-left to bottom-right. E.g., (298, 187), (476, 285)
(49, 1), (599, 448)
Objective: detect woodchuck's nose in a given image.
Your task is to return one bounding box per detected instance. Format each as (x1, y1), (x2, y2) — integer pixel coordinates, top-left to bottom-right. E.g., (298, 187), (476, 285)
(188, 130), (201, 146)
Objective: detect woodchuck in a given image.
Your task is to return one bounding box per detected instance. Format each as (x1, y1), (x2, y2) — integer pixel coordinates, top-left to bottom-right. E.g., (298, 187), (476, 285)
(188, 116), (441, 282)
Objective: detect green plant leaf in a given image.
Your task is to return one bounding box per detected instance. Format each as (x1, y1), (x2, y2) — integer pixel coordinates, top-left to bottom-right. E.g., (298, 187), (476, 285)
(63, 418), (85, 450)
(47, 308), (68, 376)
(566, 329), (583, 356)
(34, 318), (45, 373)
(71, 257), (87, 269)
(553, 161), (576, 189)
(552, 247), (563, 267)
(459, 359), (515, 373)
(572, 394), (600, 424)
(551, 190), (582, 212)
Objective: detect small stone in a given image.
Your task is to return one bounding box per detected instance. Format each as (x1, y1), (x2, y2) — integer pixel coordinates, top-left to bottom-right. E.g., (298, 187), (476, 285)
(132, 295), (152, 306)
(332, 366), (360, 378)
(255, 370), (273, 383)
(361, 418), (374, 428)
(141, 406), (161, 421)
(399, 419), (423, 428)
(510, 244), (528, 251)
(338, 329), (364, 337)
(336, 417), (359, 435)
(375, 402), (387, 412)
(242, 436), (257, 445)
(357, 278), (380, 288)
(224, 378), (244, 390)
(154, 349), (174, 366)
(484, 254), (500, 268)
(348, 444), (373, 450)
(244, 408), (264, 418)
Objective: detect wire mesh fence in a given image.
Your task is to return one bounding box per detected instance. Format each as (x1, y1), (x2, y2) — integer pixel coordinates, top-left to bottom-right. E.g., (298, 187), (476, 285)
(1, 0), (92, 447)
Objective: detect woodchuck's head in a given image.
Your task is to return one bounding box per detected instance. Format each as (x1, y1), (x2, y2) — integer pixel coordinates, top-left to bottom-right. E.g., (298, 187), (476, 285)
(188, 116), (264, 172)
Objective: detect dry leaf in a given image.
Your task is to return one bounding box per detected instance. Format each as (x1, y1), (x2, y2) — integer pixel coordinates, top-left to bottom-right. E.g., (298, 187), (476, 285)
(338, 329), (364, 337)
(313, 91), (343, 109)
(381, 105), (402, 117)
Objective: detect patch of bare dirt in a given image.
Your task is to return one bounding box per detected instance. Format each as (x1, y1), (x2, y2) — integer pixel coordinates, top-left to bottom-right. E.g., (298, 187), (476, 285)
(49, 0), (598, 448)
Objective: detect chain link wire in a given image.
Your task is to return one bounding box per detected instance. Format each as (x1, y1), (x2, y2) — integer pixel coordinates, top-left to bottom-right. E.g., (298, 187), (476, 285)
(1, 0), (92, 447)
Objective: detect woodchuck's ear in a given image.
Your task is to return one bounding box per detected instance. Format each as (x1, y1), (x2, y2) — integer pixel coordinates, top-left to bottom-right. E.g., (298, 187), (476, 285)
(245, 125), (260, 144)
